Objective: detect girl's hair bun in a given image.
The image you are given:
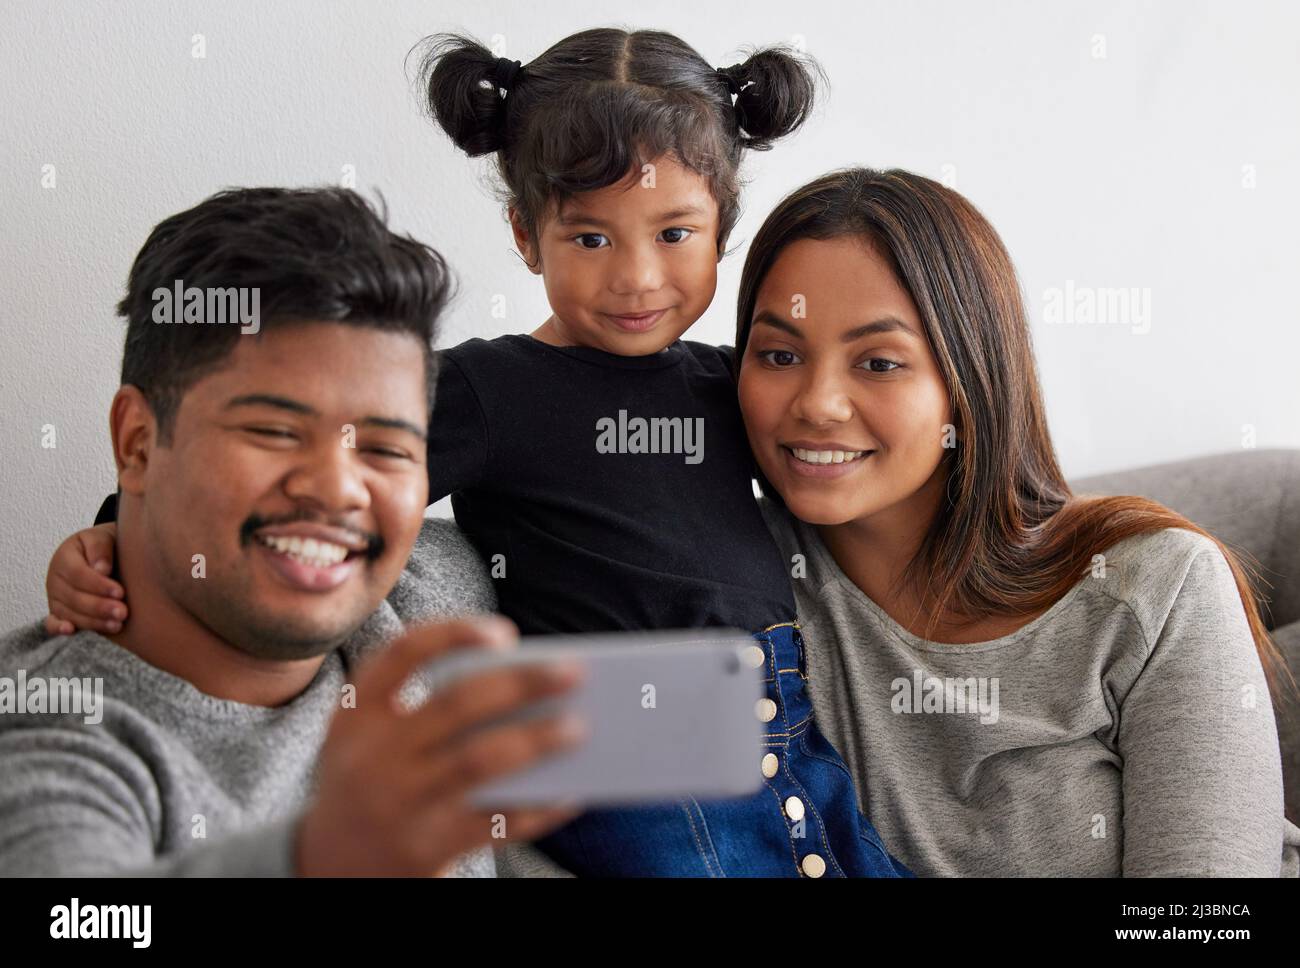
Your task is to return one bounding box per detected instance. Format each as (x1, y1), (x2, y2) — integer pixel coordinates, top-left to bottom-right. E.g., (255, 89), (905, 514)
(414, 33), (514, 157)
(719, 45), (824, 151)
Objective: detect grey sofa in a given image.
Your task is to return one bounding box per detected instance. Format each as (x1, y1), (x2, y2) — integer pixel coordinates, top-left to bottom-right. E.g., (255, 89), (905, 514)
(1071, 448), (1300, 824)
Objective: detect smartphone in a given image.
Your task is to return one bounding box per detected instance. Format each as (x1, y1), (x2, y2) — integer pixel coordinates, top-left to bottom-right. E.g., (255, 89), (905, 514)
(419, 628), (766, 808)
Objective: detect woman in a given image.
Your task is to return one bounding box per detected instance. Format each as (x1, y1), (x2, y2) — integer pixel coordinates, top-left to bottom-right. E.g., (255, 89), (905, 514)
(736, 167), (1300, 876)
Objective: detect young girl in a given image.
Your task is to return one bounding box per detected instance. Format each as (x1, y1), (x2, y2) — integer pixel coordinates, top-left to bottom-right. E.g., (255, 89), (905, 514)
(44, 28), (911, 878)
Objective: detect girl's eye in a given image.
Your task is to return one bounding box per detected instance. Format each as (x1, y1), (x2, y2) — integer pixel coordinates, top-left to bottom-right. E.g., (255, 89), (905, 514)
(860, 358), (901, 373)
(575, 233), (609, 249)
(757, 349), (802, 367)
(659, 227), (693, 244)
(365, 447), (410, 460)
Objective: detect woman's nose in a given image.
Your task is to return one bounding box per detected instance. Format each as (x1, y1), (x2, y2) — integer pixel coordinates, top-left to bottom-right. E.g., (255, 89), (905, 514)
(793, 367), (855, 425)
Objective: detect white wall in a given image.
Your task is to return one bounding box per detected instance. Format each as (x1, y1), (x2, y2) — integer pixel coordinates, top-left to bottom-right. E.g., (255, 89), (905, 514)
(2, 0), (1297, 628)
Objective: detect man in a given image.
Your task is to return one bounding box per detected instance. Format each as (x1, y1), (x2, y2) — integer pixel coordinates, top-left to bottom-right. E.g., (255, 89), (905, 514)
(0, 187), (584, 876)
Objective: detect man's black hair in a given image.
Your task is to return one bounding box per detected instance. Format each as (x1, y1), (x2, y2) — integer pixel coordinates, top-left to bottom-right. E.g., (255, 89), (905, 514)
(117, 186), (452, 442)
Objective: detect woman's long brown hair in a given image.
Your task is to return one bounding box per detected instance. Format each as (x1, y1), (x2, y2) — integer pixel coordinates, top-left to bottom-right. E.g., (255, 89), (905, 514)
(735, 167), (1296, 702)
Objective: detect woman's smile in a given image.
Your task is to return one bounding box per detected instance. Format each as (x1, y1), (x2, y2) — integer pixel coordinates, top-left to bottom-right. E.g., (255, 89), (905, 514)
(782, 444), (876, 479)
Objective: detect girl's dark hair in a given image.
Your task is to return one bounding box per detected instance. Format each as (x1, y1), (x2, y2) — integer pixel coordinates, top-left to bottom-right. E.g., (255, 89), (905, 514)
(735, 167), (1296, 703)
(413, 27), (823, 255)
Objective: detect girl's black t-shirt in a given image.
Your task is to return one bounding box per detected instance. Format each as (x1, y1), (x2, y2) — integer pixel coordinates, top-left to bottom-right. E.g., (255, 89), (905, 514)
(428, 334), (795, 635)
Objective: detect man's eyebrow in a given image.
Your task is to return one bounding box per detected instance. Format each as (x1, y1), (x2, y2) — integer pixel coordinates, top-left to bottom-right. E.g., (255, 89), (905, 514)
(224, 394), (317, 415)
(752, 309), (920, 341)
(357, 416), (427, 442)
(555, 204), (709, 228)
(224, 395), (426, 441)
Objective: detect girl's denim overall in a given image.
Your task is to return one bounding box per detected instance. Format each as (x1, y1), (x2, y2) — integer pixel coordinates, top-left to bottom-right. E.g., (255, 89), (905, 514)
(535, 621), (913, 877)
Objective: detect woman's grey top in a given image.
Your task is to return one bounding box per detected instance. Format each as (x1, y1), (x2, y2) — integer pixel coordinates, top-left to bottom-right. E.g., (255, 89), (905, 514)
(758, 498), (1300, 877)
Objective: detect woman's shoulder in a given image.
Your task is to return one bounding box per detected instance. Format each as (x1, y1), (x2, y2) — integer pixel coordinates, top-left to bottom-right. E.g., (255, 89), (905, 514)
(756, 496), (840, 587)
(1088, 525), (1221, 580)
(757, 501), (1235, 631)
(1076, 526), (1238, 644)
(756, 495), (801, 550)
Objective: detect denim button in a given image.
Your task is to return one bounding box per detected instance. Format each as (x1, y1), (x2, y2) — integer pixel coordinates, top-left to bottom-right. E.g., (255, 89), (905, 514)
(784, 796), (805, 822)
(740, 644), (766, 669)
(801, 854), (826, 878)
(761, 753), (779, 778)
(755, 698), (777, 722)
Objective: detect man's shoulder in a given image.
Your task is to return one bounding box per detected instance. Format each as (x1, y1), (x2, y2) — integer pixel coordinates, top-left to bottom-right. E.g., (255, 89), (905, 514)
(0, 625), (163, 813)
(384, 516), (496, 628)
(0, 621), (64, 674)
(0, 622), (123, 686)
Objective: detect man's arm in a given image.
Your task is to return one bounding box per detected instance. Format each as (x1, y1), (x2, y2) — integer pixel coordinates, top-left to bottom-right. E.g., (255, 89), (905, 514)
(0, 724), (500, 878)
(495, 842), (575, 878)
(0, 731), (302, 877)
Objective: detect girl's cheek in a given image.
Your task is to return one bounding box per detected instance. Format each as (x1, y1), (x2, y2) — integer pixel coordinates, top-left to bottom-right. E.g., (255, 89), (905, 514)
(685, 253), (717, 300)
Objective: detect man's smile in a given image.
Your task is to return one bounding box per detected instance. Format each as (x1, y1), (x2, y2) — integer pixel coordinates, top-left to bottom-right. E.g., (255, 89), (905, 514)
(253, 536), (363, 591)
(245, 520), (378, 593)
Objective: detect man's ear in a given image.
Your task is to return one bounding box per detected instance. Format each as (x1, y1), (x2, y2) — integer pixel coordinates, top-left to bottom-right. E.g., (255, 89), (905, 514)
(507, 206), (541, 275)
(109, 386), (157, 496)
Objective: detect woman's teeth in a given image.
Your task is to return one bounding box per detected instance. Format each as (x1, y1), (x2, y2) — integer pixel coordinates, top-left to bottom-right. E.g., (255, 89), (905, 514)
(790, 447), (869, 465)
(257, 534), (351, 568)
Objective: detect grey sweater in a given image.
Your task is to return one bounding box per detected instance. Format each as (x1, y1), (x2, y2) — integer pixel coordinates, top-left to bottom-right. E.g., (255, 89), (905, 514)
(0, 518), (498, 877)
(758, 499), (1300, 877)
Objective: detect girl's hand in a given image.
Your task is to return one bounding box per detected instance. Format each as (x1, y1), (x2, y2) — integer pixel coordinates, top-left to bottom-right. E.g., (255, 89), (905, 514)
(43, 523), (126, 636)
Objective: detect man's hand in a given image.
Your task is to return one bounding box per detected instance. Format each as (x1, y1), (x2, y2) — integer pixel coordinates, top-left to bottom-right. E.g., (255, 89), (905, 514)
(296, 615), (586, 876)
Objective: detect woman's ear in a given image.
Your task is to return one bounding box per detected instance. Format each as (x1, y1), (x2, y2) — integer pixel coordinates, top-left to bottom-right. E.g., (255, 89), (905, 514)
(508, 206), (541, 274)
(109, 386), (156, 495)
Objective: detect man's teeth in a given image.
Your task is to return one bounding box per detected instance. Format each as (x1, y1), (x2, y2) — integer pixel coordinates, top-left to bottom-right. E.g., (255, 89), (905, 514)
(791, 447), (869, 465)
(257, 534), (351, 568)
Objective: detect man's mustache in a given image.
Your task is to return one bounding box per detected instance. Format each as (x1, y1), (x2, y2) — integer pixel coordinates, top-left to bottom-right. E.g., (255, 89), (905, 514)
(239, 511), (385, 562)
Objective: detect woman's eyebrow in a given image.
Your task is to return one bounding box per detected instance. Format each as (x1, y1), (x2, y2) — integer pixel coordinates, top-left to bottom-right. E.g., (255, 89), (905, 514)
(753, 309), (919, 340)
(842, 316), (919, 340)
